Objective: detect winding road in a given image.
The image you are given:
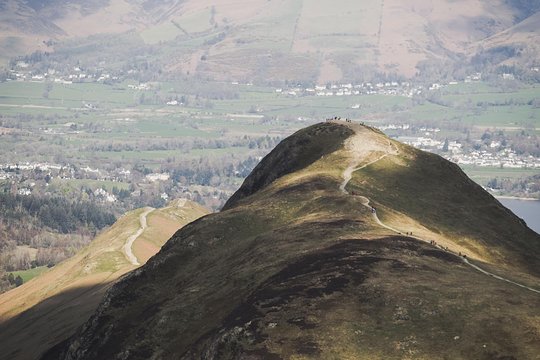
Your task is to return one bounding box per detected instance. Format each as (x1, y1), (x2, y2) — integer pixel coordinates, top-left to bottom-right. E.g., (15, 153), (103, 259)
(340, 130), (540, 295)
(123, 207), (155, 266)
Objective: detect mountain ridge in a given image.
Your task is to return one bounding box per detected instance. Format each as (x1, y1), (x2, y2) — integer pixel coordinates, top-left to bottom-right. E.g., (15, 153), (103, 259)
(40, 121), (540, 360)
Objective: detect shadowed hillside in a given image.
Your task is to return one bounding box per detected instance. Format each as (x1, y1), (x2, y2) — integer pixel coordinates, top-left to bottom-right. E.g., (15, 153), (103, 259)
(0, 199), (209, 360)
(40, 122), (540, 360)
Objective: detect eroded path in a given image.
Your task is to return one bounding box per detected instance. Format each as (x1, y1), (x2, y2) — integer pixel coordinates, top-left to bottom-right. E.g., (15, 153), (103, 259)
(340, 125), (540, 295)
(463, 258), (540, 294)
(123, 207), (155, 266)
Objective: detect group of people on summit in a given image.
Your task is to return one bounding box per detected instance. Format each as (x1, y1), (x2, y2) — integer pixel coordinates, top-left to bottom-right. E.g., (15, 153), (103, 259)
(326, 116), (352, 123)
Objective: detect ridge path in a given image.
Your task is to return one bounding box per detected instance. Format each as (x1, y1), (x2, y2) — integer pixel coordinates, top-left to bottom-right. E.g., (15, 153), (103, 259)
(123, 207), (155, 266)
(340, 134), (540, 295)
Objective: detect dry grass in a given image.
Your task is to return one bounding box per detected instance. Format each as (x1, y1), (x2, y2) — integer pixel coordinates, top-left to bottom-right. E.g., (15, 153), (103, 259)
(2, 0), (536, 76)
(0, 200), (209, 360)
(17, 122), (540, 359)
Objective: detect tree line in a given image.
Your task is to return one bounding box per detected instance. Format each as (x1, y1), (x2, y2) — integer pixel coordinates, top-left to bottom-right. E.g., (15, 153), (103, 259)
(0, 192), (116, 293)
(0, 193), (116, 234)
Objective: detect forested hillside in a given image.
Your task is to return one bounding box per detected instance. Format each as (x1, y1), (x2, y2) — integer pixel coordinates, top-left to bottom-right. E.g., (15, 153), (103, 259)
(0, 193), (115, 292)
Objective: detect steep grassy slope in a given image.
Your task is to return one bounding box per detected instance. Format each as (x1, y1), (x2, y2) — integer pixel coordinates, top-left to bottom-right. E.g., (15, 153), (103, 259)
(346, 137), (540, 277)
(223, 122), (354, 210)
(41, 122), (540, 360)
(0, 199), (208, 360)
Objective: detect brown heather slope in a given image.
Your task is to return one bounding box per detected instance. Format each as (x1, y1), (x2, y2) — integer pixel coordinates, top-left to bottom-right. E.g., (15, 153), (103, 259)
(1, 0), (539, 78)
(41, 122), (540, 360)
(0, 199), (209, 360)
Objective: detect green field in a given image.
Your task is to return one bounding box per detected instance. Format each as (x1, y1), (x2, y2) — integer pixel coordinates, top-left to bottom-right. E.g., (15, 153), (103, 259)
(0, 80), (537, 128)
(10, 266), (49, 283)
(54, 179), (131, 192)
(0, 81), (140, 107)
(0, 79), (538, 205)
(459, 165), (539, 184)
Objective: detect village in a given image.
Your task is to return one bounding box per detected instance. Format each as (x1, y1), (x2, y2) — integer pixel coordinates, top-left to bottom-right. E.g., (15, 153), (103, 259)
(2, 123), (539, 205)
(396, 133), (540, 169)
(6, 59), (488, 100)
(273, 73), (487, 99)
(5, 60), (125, 85)
(377, 123), (540, 169)
(277, 80), (421, 98)
(0, 160), (179, 204)
(2, 61), (539, 205)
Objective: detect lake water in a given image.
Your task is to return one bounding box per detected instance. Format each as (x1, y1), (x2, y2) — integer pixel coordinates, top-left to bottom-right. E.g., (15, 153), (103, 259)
(498, 198), (540, 235)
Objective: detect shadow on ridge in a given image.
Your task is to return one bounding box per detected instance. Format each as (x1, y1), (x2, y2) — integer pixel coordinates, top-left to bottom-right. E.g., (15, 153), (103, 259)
(0, 281), (115, 360)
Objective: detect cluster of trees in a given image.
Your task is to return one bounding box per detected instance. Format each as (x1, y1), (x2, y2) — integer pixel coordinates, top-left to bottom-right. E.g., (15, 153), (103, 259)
(0, 272), (23, 293)
(0, 193), (116, 234)
(83, 135), (281, 153)
(487, 174), (540, 197)
(169, 155), (260, 187)
(0, 232), (89, 273)
(414, 55), (540, 85)
(5, 273), (23, 286)
(0, 192), (116, 286)
(0, 249), (32, 271)
(510, 133), (540, 157)
(478, 129), (540, 157)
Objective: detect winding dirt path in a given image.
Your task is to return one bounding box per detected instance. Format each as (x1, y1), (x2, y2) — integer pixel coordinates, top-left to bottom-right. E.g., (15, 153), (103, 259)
(340, 127), (540, 295)
(463, 258), (540, 294)
(123, 207), (154, 266)
(339, 154), (389, 194)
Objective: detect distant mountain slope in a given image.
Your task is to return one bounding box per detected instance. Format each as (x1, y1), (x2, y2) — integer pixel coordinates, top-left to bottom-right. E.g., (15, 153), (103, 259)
(41, 122), (540, 359)
(1, 0), (539, 79)
(0, 199), (209, 360)
(476, 11), (540, 69)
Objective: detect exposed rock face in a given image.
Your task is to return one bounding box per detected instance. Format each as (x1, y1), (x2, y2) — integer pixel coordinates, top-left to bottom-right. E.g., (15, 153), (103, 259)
(42, 122), (540, 360)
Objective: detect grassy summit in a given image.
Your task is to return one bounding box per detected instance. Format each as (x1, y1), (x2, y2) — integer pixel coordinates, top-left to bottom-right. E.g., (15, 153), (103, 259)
(42, 122), (540, 360)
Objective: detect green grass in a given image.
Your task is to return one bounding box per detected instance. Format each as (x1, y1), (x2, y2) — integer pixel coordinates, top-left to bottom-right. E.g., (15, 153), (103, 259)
(0, 79), (534, 130)
(347, 143), (540, 274)
(54, 179), (130, 192)
(460, 165), (539, 184)
(0, 79), (537, 195)
(10, 266), (49, 283)
(0, 81), (140, 109)
(443, 81), (500, 94)
(135, 120), (219, 137)
(94, 252), (125, 273)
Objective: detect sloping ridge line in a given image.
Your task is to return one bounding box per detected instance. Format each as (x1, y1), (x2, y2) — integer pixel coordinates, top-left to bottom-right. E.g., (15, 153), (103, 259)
(340, 130), (540, 295)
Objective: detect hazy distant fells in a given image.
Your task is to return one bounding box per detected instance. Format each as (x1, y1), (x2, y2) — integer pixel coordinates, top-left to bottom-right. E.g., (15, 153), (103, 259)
(1, 0), (540, 81)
